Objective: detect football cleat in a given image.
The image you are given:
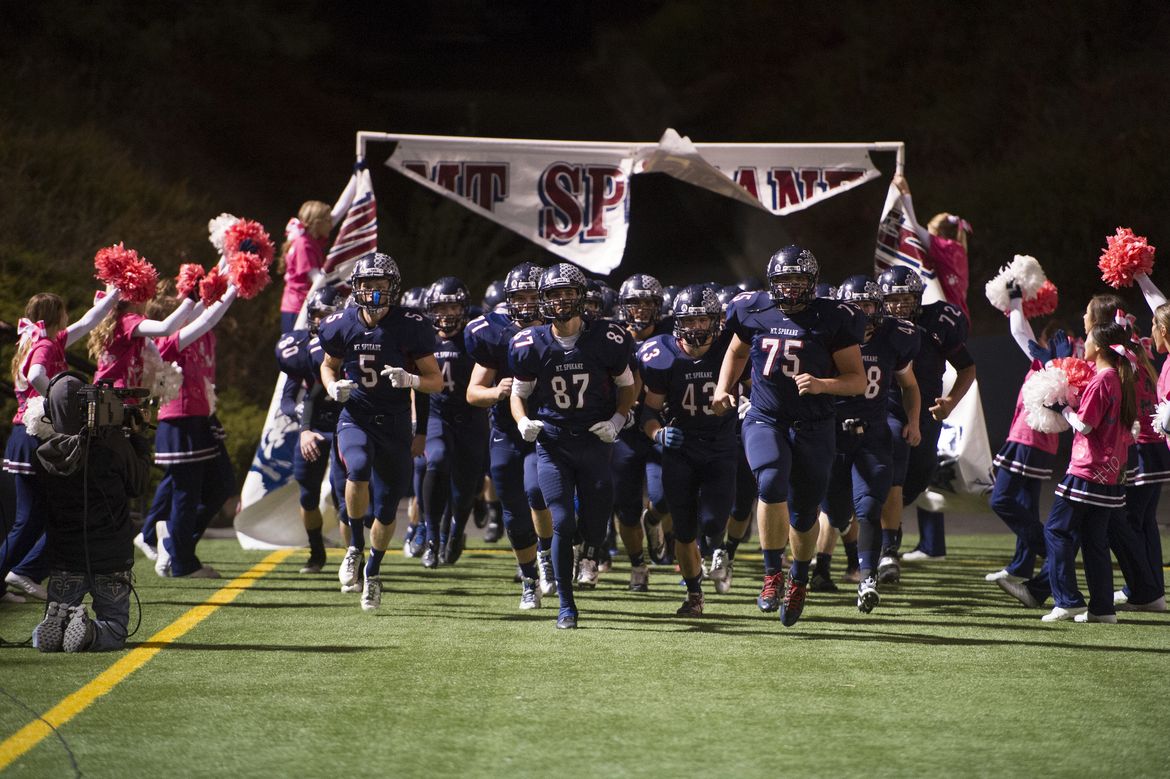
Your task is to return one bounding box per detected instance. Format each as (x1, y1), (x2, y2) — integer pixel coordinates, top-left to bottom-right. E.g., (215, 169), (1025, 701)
(757, 571), (785, 612)
(629, 564), (649, 592)
(133, 532), (158, 561)
(339, 547), (363, 587)
(483, 519), (503, 544)
(538, 551), (557, 596)
(472, 498), (489, 529)
(32, 602), (68, 652)
(441, 533), (466, 566)
(708, 549), (732, 594)
(778, 577), (808, 627)
(519, 578), (541, 610)
(809, 569), (838, 593)
(676, 591), (705, 617)
(361, 576), (382, 612)
(576, 558), (599, 588)
(857, 576), (880, 614)
(422, 542), (440, 569)
(62, 605), (95, 653)
(643, 510), (667, 563)
(402, 525), (420, 558)
(877, 553), (900, 585)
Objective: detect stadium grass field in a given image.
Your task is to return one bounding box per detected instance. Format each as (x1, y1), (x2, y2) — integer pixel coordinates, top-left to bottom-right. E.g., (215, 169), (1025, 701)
(1, 532), (1168, 777)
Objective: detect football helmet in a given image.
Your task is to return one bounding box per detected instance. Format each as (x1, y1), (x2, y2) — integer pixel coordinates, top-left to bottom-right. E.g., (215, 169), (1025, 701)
(538, 263), (587, 322)
(618, 274), (664, 331)
(877, 266), (925, 321)
(504, 261), (544, 325)
(348, 252), (400, 314)
(766, 245), (819, 310)
(426, 276), (470, 333)
(672, 284), (721, 347)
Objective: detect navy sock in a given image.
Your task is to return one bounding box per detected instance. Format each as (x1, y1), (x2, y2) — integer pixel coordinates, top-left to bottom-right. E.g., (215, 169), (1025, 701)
(537, 536), (552, 553)
(725, 536), (741, 560)
(365, 548), (385, 578)
(844, 540), (859, 571)
(762, 549), (784, 576)
(881, 529), (898, 552)
(790, 558), (811, 585)
(348, 515), (367, 551)
(307, 527), (325, 559)
(519, 559), (539, 581)
(552, 535), (575, 611)
(815, 552), (832, 577)
(684, 575), (703, 594)
(630, 551), (645, 569)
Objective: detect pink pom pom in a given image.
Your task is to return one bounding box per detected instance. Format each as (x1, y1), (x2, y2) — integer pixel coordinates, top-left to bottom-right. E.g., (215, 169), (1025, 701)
(227, 251), (271, 299)
(222, 219), (275, 266)
(175, 264), (206, 298)
(93, 243), (160, 303)
(200, 267), (229, 307)
(1051, 356), (1096, 402)
(1098, 227), (1155, 288)
(1022, 280), (1059, 319)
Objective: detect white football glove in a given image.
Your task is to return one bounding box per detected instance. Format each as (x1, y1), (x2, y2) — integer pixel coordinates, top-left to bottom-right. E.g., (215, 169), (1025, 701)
(380, 366), (420, 389)
(328, 379), (356, 403)
(737, 395), (752, 420)
(518, 416), (544, 442)
(589, 412), (626, 444)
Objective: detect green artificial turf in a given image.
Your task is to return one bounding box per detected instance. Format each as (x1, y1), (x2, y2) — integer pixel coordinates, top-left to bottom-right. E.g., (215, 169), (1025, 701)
(1, 534), (1168, 778)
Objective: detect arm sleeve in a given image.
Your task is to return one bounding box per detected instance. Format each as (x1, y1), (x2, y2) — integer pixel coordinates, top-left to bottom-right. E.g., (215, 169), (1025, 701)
(134, 298), (197, 338)
(300, 382), (326, 433)
(1136, 273), (1168, 313)
(65, 289), (121, 346)
(412, 389), (429, 432)
(280, 375), (302, 420)
(899, 192), (932, 249)
(1007, 299), (1038, 358)
(178, 286), (237, 350)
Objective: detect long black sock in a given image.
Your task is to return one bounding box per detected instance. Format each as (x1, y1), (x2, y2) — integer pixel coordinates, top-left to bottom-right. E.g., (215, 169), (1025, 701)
(843, 540), (859, 572)
(815, 552), (832, 578)
(307, 527), (325, 559)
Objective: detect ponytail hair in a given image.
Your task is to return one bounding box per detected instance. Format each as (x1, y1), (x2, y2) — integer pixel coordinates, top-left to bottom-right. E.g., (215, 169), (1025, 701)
(1087, 293), (1158, 386)
(87, 298), (135, 363)
(1089, 321), (1137, 431)
(11, 293), (66, 385)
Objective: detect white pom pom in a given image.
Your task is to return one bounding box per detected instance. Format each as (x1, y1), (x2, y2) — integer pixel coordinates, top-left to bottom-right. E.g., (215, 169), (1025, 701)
(984, 263), (1015, 312)
(1153, 400), (1170, 437)
(1009, 254), (1048, 297)
(1132, 419), (1143, 441)
(22, 396), (55, 440)
(156, 362), (183, 406)
(208, 213), (240, 254)
(1021, 367), (1071, 433)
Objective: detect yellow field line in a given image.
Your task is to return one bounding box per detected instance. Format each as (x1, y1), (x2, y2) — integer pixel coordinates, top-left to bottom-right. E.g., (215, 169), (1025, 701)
(0, 548), (295, 771)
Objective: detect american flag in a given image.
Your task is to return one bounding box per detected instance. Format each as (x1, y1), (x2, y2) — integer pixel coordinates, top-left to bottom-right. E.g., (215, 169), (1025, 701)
(324, 168), (378, 272)
(874, 183), (934, 283)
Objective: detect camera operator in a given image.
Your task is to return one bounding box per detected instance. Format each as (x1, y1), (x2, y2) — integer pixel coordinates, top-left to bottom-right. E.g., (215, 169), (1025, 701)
(31, 373), (151, 653)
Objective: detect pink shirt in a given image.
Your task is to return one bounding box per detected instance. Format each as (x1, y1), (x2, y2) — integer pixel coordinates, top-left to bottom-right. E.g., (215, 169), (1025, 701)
(929, 237), (969, 320)
(1007, 370), (1058, 454)
(280, 235), (327, 314)
(94, 312), (147, 393)
(1134, 365), (1161, 444)
(157, 331), (216, 420)
(1068, 367), (1127, 485)
(12, 330), (68, 423)
(1159, 358), (1170, 403)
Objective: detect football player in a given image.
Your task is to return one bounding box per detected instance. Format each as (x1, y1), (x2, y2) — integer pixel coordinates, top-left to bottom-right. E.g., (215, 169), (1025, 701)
(640, 285), (737, 615)
(714, 246), (867, 626)
(318, 252), (443, 612)
(465, 262), (556, 609)
(509, 263), (637, 629)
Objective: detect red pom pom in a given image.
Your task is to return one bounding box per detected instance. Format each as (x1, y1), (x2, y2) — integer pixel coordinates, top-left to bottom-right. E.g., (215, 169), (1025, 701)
(1051, 356), (1096, 402)
(93, 243), (160, 303)
(227, 251), (271, 299)
(1098, 227), (1155, 288)
(200, 267), (229, 307)
(221, 219), (275, 266)
(175, 264), (206, 298)
(1022, 280), (1059, 319)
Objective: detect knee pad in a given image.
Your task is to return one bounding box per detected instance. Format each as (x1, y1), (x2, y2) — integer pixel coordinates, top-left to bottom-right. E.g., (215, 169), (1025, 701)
(504, 519), (538, 551)
(298, 482), (322, 510)
(755, 467), (788, 505)
(525, 484), (547, 512)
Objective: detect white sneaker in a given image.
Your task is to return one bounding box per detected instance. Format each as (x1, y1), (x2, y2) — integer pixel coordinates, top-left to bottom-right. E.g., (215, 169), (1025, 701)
(902, 549), (945, 562)
(361, 576), (382, 611)
(338, 546), (363, 588)
(1041, 606), (1088, 622)
(133, 532), (159, 561)
(1074, 611), (1117, 623)
(628, 564), (649, 592)
(4, 572), (47, 601)
(709, 549), (732, 594)
(1118, 595), (1167, 612)
(519, 578), (541, 610)
(857, 576), (880, 614)
(155, 524), (172, 577)
(985, 569), (1024, 583)
(537, 551), (557, 596)
(576, 558), (599, 589)
(997, 578), (1040, 608)
(1113, 589), (1129, 606)
(185, 566), (221, 579)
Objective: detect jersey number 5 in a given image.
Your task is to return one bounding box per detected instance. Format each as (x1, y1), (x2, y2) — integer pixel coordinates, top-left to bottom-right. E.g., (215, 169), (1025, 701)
(760, 337), (803, 378)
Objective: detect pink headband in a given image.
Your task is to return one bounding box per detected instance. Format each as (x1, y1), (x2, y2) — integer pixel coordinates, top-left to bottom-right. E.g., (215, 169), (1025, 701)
(946, 214), (973, 234)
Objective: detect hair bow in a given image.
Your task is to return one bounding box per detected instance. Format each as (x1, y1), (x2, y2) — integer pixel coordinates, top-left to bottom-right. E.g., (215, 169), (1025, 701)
(16, 318), (46, 345)
(946, 214), (973, 234)
(285, 217), (306, 243)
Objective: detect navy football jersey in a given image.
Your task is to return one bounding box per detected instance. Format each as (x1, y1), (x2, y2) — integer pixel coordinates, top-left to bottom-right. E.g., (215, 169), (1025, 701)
(317, 306), (437, 419)
(726, 292), (866, 424)
(889, 300), (970, 419)
(464, 311), (523, 436)
(508, 318), (634, 434)
(431, 330), (479, 420)
(834, 317), (920, 422)
(639, 330), (736, 451)
(275, 329), (342, 431)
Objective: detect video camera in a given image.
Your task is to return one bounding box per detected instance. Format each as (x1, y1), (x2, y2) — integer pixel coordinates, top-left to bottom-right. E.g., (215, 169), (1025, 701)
(75, 380), (151, 432)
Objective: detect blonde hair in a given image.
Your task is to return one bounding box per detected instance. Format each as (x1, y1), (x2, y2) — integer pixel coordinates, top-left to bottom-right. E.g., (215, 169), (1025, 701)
(278, 200), (332, 273)
(11, 293), (67, 384)
(145, 280), (180, 321)
(927, 212), (970, 251)
(88, 299), (135, 363)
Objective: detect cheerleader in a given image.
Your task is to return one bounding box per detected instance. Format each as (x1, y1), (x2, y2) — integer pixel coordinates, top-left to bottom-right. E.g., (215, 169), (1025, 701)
(999, 320), (1137, 622)
(89, 292), (196, 390)
(984, 284), (1067, 583)
(148, 283), (239, 578)
(2, 288), (120, 602)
